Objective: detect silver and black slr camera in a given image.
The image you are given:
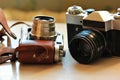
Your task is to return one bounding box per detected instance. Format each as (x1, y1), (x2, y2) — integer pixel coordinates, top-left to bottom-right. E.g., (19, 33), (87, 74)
(66, 5), (120, 64)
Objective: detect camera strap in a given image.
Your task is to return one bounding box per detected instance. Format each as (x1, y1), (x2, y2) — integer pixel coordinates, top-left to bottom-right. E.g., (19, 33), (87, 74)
(0, 47), (15, 63)
(0, 21), (31, 64)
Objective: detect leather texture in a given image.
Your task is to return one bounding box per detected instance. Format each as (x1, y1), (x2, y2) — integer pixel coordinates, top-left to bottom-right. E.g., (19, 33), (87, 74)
(0, 8), (17, 63)
(15, 40), (55, 64)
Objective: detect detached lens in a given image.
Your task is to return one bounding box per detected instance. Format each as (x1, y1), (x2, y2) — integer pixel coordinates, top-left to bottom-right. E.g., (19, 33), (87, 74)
(69, 29), (106, 64)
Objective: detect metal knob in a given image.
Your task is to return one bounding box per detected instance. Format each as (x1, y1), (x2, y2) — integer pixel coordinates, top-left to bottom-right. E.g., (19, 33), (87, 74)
(114, 8), (120, 19)
(67, 5), (84, 15)
(117, 8), (120, 15)
(59, 50), (65, 57)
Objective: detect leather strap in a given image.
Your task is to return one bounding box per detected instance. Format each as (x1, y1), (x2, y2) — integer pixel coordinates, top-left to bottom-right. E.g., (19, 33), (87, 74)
(10, 21), (31, 28)
(0, 8), (31, 64)
(0, 47), (14, 63)
(0, 8), (17, 39)
(0, 21), (31, 64)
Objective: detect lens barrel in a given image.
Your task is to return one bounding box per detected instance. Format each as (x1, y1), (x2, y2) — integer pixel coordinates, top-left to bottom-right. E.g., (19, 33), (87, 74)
(30, 16), (56, 40)
(69, 29), (106, 64)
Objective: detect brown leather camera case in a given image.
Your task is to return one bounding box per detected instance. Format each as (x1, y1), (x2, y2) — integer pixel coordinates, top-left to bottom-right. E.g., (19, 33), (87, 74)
(14, 40), (55, 64)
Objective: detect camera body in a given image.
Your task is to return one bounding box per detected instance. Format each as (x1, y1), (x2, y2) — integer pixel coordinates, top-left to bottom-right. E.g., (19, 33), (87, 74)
(66, 5), (120, 64)
(83, 10), (120, 56)
(66, 5), (88, 44)
(15, 16), (65, 64)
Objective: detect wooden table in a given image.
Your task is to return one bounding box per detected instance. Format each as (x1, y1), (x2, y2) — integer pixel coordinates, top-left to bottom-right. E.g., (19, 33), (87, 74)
(1, 21), (120, 80)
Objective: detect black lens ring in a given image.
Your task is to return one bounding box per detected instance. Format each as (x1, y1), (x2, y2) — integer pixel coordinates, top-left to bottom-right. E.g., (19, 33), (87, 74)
(80, 29), (106, 57)
(78, 35), (97, 61)
(69, 35), (97, 64)
(69, 29), (106, 64)
(76, 30), (101, 60)
(79, 31), (98, 55)
(34, 16), (54, 22)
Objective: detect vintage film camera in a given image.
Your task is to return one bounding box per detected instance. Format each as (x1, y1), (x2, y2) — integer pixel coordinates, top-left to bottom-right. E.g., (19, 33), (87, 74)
(66, 5), (120, 64)
(14, 16), (65, 64)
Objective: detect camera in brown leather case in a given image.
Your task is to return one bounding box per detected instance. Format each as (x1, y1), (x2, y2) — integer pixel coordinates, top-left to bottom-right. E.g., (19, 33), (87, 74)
(14, 16), (65, 64)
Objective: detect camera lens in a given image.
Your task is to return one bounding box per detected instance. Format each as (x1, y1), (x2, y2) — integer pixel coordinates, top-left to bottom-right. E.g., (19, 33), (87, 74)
(30, 16), (56, 40)
(69, 29), (106, 64)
